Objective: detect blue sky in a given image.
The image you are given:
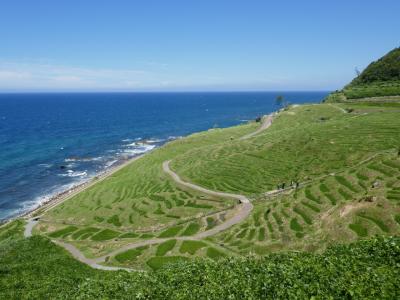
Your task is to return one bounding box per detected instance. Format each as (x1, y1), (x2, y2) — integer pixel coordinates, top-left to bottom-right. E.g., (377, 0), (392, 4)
(0, 0), (399, 92)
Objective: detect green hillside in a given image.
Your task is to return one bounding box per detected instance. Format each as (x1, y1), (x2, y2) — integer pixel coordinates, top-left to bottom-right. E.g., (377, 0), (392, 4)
(2, 100), (400, 297)
(26, 101), (400, 271)
(325, 47), (400, 102)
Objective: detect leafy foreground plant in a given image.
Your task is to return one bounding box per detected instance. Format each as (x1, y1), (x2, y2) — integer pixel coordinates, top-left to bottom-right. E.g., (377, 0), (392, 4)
(0, 236), (399, 299)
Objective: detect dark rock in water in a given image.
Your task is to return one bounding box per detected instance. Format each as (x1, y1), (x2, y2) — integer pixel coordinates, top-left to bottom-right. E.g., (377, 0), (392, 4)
(60, 165), (66, 169)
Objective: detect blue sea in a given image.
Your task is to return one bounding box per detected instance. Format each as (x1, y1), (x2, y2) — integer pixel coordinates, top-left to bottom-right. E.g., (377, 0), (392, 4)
(0, 92), (327, 220)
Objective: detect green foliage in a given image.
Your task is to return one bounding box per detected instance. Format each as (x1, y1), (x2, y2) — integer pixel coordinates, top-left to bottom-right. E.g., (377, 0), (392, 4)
(324, 48), (400, 101)
(156, 239), (177, 256)
(1, 236), (400, 299)
(351, 48), (400, 85)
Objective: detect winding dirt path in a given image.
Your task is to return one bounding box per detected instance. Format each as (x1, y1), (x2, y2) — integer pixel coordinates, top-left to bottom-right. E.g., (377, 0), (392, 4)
(240, 113), (274, 140)
(23, 116), (276, 271)
(23, 162), (253, 271)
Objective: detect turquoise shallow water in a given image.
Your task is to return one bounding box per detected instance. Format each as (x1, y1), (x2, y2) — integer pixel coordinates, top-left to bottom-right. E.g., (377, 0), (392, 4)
(0, 91), (327, 220)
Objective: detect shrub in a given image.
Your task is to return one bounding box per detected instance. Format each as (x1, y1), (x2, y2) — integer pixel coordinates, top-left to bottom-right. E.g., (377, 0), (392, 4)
(1, 236), (400, 299)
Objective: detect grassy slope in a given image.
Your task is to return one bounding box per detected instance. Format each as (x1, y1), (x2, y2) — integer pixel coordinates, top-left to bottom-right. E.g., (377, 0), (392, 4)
(172, 103), (400, 196)
(0, 233), (399, 299)
(33, 102), (400, 268)
(35, 122), (256, 258)
(167, 103), (400, 255)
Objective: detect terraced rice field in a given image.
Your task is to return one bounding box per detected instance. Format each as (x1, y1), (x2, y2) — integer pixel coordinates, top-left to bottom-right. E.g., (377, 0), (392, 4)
(103, 236), (229, 270)
(171, 104), (400, 196)
(35, 102), (400, 269)
(209, 153), (400, 254)
(35, 121), (256, 257)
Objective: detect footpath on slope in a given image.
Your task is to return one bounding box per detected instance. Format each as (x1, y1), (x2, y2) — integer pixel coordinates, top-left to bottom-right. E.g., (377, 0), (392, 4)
(23, 114), (274, 271)
(240, 113), (274, 140)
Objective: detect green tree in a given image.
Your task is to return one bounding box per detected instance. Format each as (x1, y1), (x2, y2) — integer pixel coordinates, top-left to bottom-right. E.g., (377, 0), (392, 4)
(275, 95), (284, 107)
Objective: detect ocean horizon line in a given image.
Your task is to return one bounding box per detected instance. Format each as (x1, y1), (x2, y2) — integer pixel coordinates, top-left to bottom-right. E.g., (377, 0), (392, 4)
(0, 90), (332, 95)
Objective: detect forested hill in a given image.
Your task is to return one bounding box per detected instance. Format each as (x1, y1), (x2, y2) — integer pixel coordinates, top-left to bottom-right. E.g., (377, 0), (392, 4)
(351, 47), (400, 85)
(325, 47), (400, 102)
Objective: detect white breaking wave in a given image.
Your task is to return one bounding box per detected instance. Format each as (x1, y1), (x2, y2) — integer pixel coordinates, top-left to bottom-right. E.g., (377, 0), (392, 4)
(167, 135), (182, 140)
(105, 159), (118, 168)
(65, 156), (103, 162)
(58, 170), (88, 178)
(7, 179), (88, 220)
(122, 144), (156, 156)
(146, 138), (164, 143)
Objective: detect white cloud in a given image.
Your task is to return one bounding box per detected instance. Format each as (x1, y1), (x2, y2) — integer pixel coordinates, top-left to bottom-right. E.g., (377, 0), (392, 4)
(0, 59), (330, 92)
(0, 61), (154, 91)
(0, 70), (32, 80)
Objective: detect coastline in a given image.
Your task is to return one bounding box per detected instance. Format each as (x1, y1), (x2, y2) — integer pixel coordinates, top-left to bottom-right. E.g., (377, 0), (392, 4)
(1, 114), (268, 226)
(22, 113), (273, 221)
(20, 153), (147, 220)
(0, 92), (326, 226)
